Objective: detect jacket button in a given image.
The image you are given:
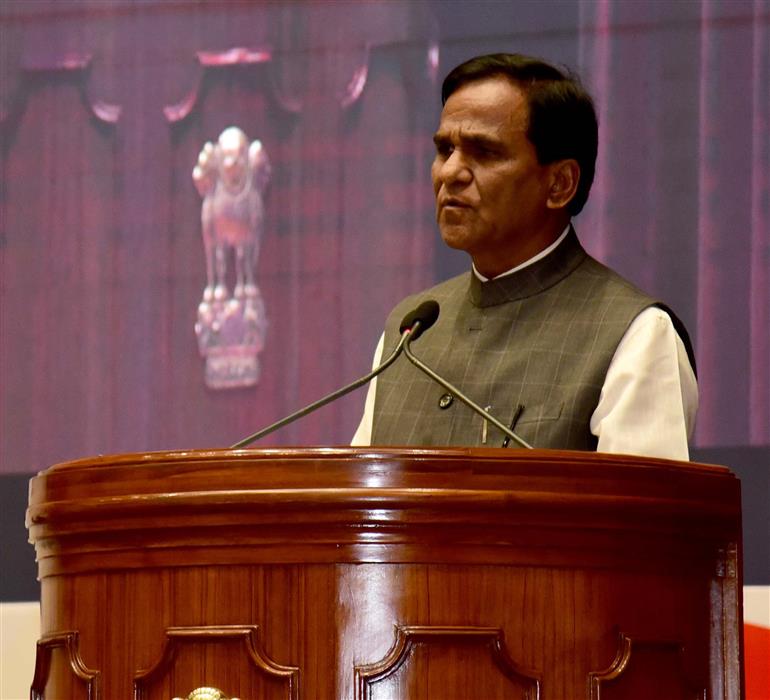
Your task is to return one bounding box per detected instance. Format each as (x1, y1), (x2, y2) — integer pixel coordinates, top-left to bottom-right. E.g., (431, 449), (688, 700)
(438, 393), (453, 409)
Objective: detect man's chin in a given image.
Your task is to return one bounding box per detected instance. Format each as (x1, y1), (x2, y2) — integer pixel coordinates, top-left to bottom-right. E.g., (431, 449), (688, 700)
(439, 226), (474, 253)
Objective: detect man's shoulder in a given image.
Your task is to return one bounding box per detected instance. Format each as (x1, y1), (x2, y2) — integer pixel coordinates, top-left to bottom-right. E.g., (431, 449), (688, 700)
(387, 271), (471, 321)
(573, 249), (656, 304)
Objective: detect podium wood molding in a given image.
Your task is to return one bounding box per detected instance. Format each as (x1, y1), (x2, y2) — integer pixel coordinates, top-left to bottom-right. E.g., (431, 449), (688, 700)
(354, 625), (541, 699)
(30, 631), (101, 700)
(134, 625), (299, 700)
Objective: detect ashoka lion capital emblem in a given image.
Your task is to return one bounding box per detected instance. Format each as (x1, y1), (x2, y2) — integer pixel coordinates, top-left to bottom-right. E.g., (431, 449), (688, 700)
(193, 126), (270, 389)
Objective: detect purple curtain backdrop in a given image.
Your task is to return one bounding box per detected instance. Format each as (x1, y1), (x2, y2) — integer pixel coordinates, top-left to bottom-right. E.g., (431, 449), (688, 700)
(1, 0), (768, 476)
(573, 0), (769, 445)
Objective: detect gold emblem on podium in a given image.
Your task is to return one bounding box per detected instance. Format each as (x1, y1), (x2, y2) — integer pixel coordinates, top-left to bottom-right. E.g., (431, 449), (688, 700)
(172, 687), (239, 700)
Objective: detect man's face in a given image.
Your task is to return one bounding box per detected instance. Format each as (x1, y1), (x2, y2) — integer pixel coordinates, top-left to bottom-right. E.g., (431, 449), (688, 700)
(431, 77), (558, 277)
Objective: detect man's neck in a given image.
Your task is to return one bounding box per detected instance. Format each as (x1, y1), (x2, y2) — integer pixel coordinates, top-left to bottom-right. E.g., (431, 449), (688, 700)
(473, 224), (572, 282)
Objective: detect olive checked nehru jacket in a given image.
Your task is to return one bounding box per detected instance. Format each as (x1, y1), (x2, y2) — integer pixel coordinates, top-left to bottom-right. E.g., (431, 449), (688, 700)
(370, 229), (670, 450)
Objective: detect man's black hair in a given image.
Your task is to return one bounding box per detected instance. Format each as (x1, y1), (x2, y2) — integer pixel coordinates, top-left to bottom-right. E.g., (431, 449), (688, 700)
(442, 53), (598, 216)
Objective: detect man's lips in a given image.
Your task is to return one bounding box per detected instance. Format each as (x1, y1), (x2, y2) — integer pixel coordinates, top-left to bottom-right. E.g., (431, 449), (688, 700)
(439, 198), (472, 209)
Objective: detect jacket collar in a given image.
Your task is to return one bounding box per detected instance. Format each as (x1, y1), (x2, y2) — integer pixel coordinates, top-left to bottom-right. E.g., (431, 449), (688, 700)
(468, 227), (587, 307)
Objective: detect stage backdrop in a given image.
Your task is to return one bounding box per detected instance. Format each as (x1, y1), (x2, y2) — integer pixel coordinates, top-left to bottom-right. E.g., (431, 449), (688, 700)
(1, 2), (768, 697)
(1, 1), (767, 474)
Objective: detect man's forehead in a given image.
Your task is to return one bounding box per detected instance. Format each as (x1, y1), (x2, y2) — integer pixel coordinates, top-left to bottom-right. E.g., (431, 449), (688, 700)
(433, 113), (527, 141)
(436, 77), (529, 134)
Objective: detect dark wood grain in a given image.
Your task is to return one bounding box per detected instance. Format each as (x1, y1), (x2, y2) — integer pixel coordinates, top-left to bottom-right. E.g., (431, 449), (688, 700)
(26, 448), (743, 699)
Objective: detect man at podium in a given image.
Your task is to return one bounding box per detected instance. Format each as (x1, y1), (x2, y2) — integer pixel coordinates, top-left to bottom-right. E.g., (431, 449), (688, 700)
(352, 53), (697, 459)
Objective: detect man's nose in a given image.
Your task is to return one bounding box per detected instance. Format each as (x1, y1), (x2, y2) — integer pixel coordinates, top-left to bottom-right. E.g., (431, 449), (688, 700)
(438, 150), (472, 186)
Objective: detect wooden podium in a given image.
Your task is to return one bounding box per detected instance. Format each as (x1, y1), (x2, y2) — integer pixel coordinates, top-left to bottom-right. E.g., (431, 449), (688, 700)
(26, 448), (743, 699)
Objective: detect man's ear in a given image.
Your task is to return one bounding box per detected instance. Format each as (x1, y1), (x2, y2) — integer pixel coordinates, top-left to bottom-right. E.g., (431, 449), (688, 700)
(546, 159), (580, 210)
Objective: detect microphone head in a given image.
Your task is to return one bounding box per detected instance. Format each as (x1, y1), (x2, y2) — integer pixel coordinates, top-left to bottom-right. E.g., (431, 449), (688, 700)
(399, 300), (440, 341)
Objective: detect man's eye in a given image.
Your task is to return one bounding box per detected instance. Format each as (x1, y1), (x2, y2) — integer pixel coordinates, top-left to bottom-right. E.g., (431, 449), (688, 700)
(435, 143), (453, 157)
(471, 144), (497, 158)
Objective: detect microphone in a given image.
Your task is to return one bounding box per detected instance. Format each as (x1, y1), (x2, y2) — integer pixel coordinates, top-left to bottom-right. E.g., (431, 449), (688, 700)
(230, 301), (439, 448)
(400, 299), (440, 341)
(401, 302), (533, 449)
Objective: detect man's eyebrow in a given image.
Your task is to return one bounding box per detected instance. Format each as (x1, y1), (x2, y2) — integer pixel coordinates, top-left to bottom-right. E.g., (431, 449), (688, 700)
(432, 131), (503, 149)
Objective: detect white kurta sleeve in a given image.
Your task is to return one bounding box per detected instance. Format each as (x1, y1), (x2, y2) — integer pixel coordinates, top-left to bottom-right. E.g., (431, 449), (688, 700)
(350, 333), (385, 446)
(590, 306), (698, 460)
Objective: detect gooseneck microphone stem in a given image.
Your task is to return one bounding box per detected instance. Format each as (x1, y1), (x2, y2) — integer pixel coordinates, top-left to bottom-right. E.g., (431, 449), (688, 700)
(230, 325), (417, 449)
(402, 335), (533, 449)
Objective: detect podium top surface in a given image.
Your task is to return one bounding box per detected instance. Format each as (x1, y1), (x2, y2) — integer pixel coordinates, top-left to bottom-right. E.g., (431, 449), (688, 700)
(26, 448), (741, 575)
(28, 446), (736, 503)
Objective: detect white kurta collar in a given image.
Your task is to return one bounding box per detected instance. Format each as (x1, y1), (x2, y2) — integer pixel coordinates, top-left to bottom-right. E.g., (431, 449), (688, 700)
(472, 224), (571, 282)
